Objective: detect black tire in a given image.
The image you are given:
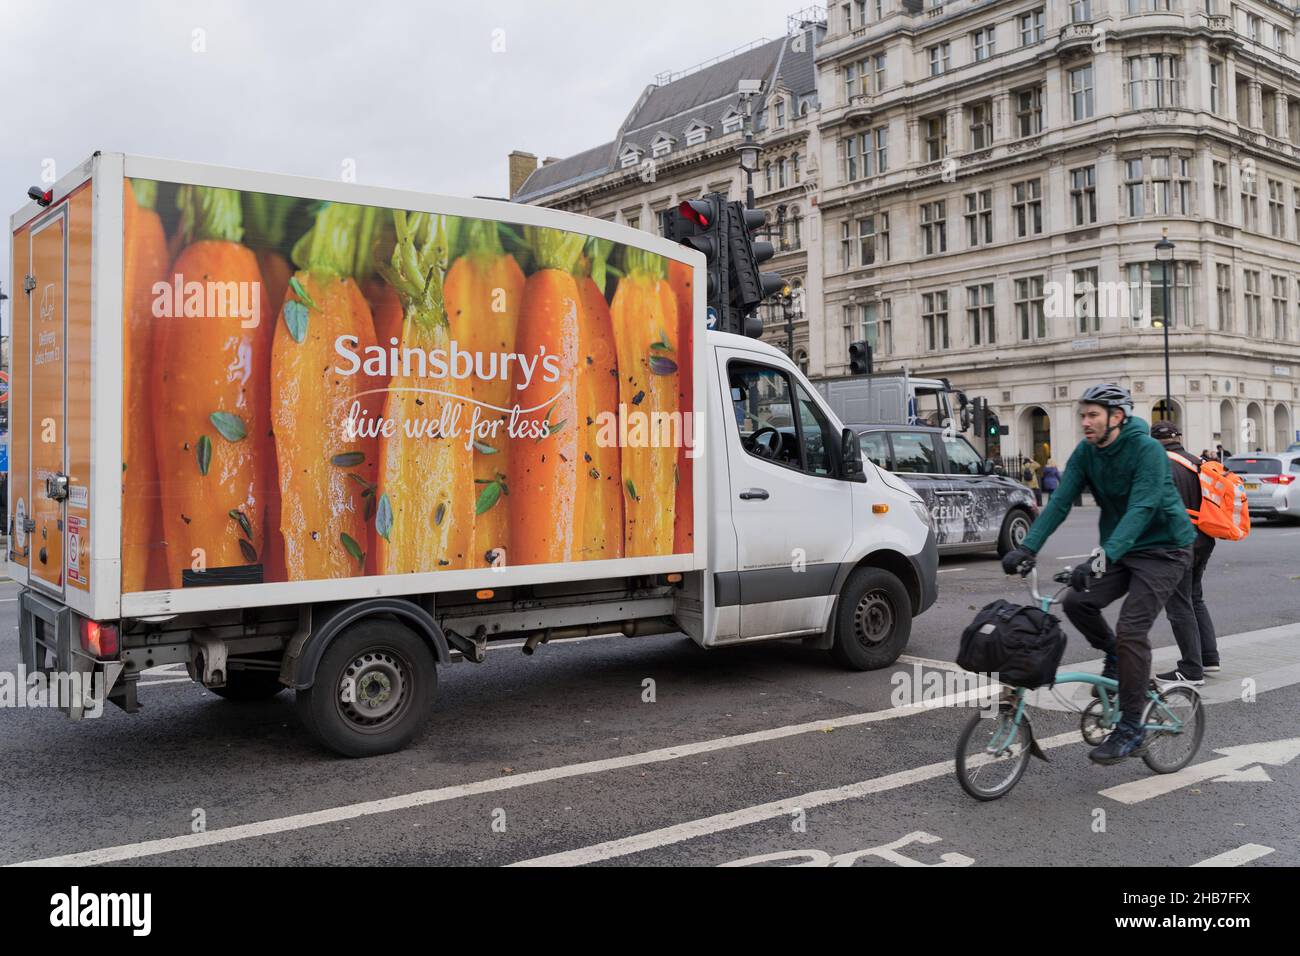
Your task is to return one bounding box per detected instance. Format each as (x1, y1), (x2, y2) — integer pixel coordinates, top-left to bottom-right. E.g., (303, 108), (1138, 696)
(955, 706), (1032, 801)
(209, 668), (286, 702)
(296, 620), (437, 758)
(828, 567), (912, 670)
(996, 508), (1033, 558)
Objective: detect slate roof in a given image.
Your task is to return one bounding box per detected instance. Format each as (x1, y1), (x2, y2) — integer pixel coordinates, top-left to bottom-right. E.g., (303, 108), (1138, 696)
(514, 25), (822, 203)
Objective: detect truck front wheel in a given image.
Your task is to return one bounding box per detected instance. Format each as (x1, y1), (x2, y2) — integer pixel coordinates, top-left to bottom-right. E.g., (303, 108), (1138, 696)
(828, 567), (912, 670)
(296, 620), (437, 758)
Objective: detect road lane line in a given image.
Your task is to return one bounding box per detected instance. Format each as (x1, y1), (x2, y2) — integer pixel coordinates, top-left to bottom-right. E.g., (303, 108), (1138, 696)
(1191, 844), (1275, 867)
(936, 568), (966, 574)
(3, 682), (1015, 867)
(509, 731), (1082, 867)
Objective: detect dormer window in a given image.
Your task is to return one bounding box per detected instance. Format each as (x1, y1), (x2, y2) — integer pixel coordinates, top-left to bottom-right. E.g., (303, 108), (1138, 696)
(722, 109), (743, 134)
(651, 133), (675, 158)
(774, 99), (787, 129)
(684, 121), (710, 146)
(619, 144), (643, 169)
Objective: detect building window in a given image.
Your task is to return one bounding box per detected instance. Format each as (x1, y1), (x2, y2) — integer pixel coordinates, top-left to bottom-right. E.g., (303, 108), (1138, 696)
(968, 101), (993, 150)
(920, 200), (947, 255)
(722, 112), (742, 134)
(922, 291), (950, 351)
(790, 207), (803, 250)
(1209, 59), (1223, 116)
(1247, 14), (1261, 44)
(1150, 155), (1191, 216)
(966, 283), (995, 345)
(851, 299), (892, 355)
(1015, 85), (1044, 137)
(1244, 269), (1262, 337)
(1069, 65), (1095, 121)
(1272, 274), (1289, 339)
(1241, 174), (1259, 231)
(778, 157), (788, 189)
(620, 149), (641, 169)
(842, 137), (857, 182)
(840, 221), (854, 270)
(1275, 26), (1290, 55)
(1213, 161), (1230, 221)
(858, 214), (886, 265)
(923, 113), (947, 161)
(1019, 8), (1045, 46)
(971, 26), (995, 62)
(1125, 157), (1145, 217)
(928, 41), (951, 76)
(1074, 267), (1100, 333)
(1217, 263), (1233, 331)
(965, 189), (992, 246)
(625, 214), (640, 231)
(765, 162), (774, 192)
(652, 138), (672, 158)
(774, 100), (786, 129)
(1268, 179), (1286, 237)
(1070, 165), (1097, 225)
(1015, 276), (1046, 340)
(1012, 179), (1042, 237)
(874, 126), (889, 173)
(685, 125), (707, 147)
(844, 60), (860, 102)
(1294, 186), (1300, 237)
(1070, 0), (1092, 21)
(1125, 54), (1183, 109)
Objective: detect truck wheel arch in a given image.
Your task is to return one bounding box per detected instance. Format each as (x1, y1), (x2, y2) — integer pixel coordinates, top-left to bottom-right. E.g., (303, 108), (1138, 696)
(286, 598), (451, 690)
(808, 550), (923, 651)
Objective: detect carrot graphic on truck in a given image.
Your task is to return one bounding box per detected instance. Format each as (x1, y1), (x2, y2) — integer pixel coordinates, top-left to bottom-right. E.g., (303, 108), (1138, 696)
(270, 201), (383, 580)
(373, 211), (475, 574)
(121, 179), (169, 591)
(151, 185), (273, 585)
(576, 239), (623, 560)
(444, 220), (525, 565)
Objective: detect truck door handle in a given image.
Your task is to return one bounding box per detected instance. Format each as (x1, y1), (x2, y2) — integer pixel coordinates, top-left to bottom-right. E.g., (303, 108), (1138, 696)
(738, 488), (769, 501)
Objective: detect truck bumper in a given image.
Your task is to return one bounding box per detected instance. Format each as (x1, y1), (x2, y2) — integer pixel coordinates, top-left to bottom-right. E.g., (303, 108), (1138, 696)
(909, 528), (939, 615)
(17, 588), (122, 719)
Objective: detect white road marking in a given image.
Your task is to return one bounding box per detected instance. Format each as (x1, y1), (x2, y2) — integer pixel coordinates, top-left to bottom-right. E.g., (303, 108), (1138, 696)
(1099, 738), (1300, 805)
(1191, 844), (1275, 867)
(897, 655), (968, 673)
(510, 731), (1081, 867)
(137, 677), (194, 687)
(0, 599), (17, 604)
(936, 568), (966, 574)
(5, 679), (1023, 867)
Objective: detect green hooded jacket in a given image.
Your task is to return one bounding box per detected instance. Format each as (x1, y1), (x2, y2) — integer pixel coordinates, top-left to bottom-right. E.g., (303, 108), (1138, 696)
(1021, 416), (1195, 562)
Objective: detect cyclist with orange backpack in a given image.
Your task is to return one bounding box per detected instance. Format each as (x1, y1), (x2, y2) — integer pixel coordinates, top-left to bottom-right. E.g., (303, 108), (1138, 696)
(1151, 420), (1251, 683)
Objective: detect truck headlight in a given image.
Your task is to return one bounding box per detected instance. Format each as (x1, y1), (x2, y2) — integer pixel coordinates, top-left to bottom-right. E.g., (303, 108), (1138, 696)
(908, 499), (934, 533)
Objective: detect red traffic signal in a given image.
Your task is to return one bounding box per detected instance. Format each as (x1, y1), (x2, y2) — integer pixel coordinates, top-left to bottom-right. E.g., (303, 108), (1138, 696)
(679, 199), (713, 228)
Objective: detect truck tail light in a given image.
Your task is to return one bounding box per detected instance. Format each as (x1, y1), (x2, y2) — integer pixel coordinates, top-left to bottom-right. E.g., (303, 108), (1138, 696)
(1261, 475), (1295, 485)
(80, 619), (119, 658)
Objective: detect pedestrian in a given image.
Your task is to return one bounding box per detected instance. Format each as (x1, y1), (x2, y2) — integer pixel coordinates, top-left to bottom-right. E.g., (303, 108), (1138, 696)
(1215, 442), (1232, 460)
(1199, 448), (1212, 462)
(1151, 421), (1220, 685)
(1002, 383), (1194, 764)
(1021, 459), (1042, 507)
(1041, 458), (1061, 504)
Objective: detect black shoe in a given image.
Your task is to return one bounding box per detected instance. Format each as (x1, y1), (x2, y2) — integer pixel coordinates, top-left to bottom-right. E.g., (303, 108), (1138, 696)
(1156, 669), (1204, 686)
(1089, 724), (1147, 765)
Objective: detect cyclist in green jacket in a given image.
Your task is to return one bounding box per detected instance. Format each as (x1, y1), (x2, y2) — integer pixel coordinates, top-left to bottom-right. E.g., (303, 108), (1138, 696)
(1000, 384), (1195, 764)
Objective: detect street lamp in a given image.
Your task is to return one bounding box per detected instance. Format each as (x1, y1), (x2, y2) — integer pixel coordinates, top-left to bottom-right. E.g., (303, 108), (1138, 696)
(1154, 229), (1175, 422)
(736, 79), (762, 209)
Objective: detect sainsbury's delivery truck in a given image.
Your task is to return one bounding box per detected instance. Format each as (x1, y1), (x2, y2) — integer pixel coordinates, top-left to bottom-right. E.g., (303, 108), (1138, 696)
(7, 152), (937, 756)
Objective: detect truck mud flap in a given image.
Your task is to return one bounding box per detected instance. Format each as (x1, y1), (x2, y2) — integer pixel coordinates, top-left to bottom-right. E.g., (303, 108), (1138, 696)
(18, 589), (123, 720)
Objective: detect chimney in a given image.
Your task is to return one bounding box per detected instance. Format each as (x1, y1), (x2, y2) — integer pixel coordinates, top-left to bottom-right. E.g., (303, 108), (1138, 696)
(508, 150), (538, 198)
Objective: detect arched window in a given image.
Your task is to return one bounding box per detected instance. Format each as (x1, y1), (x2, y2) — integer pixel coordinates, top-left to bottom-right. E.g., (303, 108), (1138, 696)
(778, 158), (788, 189)
(789, 206), (803, 250)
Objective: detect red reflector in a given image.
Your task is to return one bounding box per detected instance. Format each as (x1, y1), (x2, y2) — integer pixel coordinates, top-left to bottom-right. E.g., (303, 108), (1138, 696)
(80, 619), (119, 657)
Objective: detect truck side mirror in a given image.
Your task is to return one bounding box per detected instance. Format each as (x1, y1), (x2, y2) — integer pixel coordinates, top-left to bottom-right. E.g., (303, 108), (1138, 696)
(840, 429), (867, 483)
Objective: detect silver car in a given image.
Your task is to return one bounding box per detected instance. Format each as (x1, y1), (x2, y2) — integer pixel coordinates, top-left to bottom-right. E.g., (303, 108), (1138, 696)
(1224, 453), (1300, 521)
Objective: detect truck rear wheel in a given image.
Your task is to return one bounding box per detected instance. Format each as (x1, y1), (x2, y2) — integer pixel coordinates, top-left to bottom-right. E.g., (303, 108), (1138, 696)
(828, 567), (911, 670)
(296, 620), (436, 758)
(209, 668), (286, 702)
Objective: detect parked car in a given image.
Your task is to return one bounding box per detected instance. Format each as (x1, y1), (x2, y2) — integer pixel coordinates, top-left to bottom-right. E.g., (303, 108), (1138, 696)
(1224, 453), (1300, 521)
(856, 424), (1038, 556)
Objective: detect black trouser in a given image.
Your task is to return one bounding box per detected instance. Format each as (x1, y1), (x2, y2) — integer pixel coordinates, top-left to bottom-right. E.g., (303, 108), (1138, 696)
(1062, 548), (1193, 723)
(1163, 536), (1219, 678)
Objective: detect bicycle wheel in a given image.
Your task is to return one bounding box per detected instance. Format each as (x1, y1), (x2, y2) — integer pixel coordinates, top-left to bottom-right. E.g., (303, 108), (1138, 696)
(1141, 685), (1205, 774)
(955, 707), (1032, 801)
(1079, 698), (1112, 746)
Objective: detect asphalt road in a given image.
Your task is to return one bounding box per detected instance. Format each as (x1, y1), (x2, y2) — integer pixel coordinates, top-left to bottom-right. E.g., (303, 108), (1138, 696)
(1, 508), (1298, 868)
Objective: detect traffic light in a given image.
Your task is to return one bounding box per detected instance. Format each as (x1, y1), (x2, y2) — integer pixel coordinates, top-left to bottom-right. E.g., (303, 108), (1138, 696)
(848, 340), (872, 375)
(663, 195), (728, 330)
(726, 201), (785, 334)
(971, 397), (987, 436)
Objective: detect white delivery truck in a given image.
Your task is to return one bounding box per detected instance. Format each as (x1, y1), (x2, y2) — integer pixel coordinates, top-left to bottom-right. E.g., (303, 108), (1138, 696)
(7, 153), (937, 756)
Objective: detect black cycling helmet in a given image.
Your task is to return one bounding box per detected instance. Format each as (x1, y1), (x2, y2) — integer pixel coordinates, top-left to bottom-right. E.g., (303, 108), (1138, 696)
(1150, 420), (1182, 441)
(1079, 383), (1134, 412)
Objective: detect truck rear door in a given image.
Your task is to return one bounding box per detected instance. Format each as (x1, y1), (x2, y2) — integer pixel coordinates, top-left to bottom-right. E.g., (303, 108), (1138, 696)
(27, 210), (69, 597)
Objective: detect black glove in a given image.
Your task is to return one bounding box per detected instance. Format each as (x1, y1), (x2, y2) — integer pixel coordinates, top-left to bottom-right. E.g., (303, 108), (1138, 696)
(1001, 547), (1036, 576)
(1069, 561), (1100, 592)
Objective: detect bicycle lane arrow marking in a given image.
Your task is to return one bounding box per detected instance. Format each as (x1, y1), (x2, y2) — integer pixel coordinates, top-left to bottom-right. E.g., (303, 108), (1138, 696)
(1098, 737), (1300, 805)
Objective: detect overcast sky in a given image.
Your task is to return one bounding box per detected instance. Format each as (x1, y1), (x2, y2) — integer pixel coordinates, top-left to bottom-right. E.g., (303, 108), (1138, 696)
(1, 0), (800, 327)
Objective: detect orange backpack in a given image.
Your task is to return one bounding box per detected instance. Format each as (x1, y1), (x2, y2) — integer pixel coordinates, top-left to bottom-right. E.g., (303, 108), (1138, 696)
(1167, 452), (1251, 541)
